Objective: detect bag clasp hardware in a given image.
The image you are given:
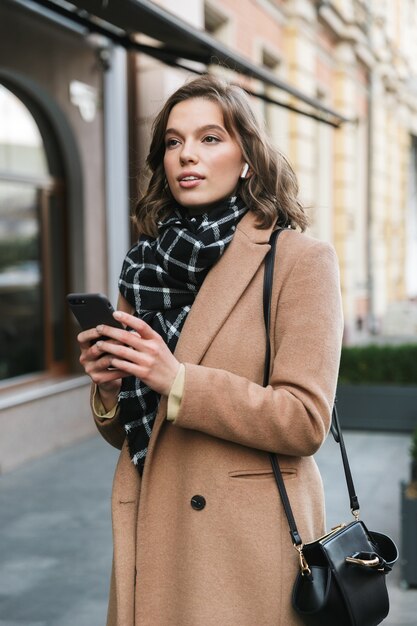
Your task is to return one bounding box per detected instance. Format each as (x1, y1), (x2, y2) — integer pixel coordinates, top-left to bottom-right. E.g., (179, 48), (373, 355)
(346, 555), (380, 567)
(346, 552), (383, 570)
(294, 545), (311, 577)
(351, 508), (360, 521)
(315, 522), (346, 544)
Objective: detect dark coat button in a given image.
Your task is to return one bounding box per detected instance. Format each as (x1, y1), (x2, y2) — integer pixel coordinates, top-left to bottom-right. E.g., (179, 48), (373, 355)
(191, 495), (206, 510)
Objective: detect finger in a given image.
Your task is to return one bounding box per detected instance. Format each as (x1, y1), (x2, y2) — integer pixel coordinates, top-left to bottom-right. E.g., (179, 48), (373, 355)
(96, 340), (145, 364)
(106, 356), (151, 380)
(90, 368), (127, 385)
(99, 334), (159, 360)
(77, 327), (101, 348)
(94, 324), (138, 346)
(96, 344), (159, 384)
(88, 341), (114, 361)
(82, 342), (122, 367)
(113, 311), (160, 340)
(83, 350), (127, 380)
(80, 337), (112, 363)
(89, 338), (123, 358)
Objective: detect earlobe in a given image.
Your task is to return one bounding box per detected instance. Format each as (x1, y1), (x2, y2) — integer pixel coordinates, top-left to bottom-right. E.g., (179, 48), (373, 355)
(240, 163), (249, 179)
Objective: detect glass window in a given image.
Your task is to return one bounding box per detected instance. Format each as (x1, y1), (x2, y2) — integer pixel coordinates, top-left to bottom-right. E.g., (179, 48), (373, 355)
(0, 182), (44, 379)
(0, 84), (67, 382)
(0, 85), (48, 178)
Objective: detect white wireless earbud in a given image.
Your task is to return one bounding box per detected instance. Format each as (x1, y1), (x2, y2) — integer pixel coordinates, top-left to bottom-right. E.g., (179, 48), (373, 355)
(240, 163), (249, 179)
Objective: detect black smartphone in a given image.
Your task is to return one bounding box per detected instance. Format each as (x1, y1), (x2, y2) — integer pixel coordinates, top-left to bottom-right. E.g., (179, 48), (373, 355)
(66, 292), (123, 331)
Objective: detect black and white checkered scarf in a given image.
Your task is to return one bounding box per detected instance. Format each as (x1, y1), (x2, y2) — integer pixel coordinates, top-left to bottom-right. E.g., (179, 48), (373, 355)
(118, 195), (248, 474)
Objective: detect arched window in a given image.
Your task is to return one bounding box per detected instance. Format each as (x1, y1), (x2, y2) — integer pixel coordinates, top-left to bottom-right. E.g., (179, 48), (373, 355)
(0, 85), (67, 382)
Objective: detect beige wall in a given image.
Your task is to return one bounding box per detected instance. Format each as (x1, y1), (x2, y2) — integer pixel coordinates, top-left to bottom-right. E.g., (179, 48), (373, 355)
(0, 380), (92, 473)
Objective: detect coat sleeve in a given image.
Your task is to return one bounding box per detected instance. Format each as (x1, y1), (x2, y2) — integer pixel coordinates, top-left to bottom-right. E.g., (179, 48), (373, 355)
(90, 385), (126, 450)
(172, 241), (343, 457)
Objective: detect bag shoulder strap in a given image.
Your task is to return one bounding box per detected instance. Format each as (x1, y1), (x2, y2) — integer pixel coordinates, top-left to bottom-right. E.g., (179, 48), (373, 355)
(263, 229), (360, 548)
(262, 228), (283, 387)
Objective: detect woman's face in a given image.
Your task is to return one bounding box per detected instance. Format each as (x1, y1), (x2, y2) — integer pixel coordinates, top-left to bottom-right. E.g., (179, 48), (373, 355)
(163, 98), (245, 213)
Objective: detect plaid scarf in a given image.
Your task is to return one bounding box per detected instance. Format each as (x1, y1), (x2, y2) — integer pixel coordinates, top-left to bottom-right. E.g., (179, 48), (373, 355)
(118, 195), (248, 473)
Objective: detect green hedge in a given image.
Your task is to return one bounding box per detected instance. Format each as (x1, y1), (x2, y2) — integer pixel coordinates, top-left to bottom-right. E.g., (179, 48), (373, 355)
(339, 344), (417, 385)
(411, 428), (417, 461)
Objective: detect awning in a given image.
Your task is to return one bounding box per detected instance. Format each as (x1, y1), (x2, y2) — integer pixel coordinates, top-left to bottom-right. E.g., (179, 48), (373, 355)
(22, 0), (351, 127)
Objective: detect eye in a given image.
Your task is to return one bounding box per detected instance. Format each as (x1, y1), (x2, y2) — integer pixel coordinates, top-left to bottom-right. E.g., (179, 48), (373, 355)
(203, 135), (220, 144)
(165, 138), (180, 149)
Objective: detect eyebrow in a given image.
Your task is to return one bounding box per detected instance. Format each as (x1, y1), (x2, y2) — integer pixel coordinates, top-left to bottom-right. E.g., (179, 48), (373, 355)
(164, 124), (227, 136)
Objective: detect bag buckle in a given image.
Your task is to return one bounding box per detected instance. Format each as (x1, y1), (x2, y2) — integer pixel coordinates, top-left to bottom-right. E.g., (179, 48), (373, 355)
(346, 552), (384, 571)
(351, 508), (360, 521)
(294, 545), (311, 577)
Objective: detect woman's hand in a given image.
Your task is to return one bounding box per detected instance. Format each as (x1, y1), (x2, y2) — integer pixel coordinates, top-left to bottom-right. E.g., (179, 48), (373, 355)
(77, 326), (126, 409)
(94, 311), (181, 397)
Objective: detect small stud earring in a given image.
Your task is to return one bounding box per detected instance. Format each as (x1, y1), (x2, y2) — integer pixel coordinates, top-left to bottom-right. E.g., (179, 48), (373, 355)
(240, 163), (249, 179)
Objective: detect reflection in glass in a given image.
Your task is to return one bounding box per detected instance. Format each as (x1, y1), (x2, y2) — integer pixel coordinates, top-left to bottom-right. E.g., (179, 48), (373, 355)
(0, 182), (44, 379)
(0, 85), (48, 178)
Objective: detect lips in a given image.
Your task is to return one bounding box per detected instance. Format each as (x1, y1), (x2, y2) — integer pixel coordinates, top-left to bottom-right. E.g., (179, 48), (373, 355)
(177, 171), (205, 189)
(177, 171), (204, 182)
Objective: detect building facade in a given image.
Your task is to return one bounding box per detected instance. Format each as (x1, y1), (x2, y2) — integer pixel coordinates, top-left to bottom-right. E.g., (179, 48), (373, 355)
(0, 0), (130, 471)
(1, 0), (417, 470)
(139, 0), (417, 340)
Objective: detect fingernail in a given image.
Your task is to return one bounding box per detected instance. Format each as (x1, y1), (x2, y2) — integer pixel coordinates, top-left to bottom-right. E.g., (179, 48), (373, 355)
(113, 311), (122, 319)
(96, 325), (104, 333)
(96, 341), (102, 348)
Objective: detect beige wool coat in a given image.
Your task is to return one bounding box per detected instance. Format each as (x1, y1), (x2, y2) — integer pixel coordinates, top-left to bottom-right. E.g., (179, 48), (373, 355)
(94, 211), (344, 626)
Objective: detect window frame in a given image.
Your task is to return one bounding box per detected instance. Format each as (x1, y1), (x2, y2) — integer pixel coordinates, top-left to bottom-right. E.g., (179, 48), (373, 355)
(0, 86), (69, 386)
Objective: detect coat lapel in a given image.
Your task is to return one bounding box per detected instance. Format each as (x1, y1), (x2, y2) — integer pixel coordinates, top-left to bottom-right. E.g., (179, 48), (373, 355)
(174, 211), (274, 364)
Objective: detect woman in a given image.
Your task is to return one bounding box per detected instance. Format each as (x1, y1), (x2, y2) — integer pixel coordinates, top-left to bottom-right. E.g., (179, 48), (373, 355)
(77, 74), (343, 626)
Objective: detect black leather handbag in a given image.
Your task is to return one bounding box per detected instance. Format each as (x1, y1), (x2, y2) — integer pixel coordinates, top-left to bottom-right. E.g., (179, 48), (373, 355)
(263, 229), (398, 626)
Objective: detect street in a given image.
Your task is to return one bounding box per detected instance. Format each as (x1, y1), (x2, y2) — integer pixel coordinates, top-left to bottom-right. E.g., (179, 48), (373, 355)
(0, 430), (416, 625)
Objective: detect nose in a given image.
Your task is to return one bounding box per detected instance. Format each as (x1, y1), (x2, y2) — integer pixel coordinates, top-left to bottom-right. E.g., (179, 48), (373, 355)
(179, 140), (199, 165)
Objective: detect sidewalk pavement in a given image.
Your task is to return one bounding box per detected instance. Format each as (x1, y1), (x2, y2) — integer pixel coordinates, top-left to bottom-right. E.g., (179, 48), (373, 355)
(0, 430), (416, 626)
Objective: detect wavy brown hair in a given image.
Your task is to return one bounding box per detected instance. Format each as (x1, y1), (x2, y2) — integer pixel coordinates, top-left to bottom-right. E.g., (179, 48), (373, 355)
(134, 74), (308, 236)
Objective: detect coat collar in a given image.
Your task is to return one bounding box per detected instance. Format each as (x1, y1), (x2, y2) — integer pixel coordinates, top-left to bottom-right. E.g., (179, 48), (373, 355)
(174, 210), (275, 364)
